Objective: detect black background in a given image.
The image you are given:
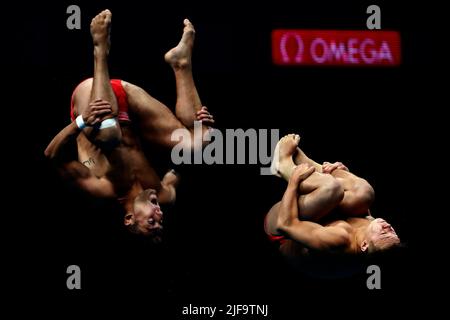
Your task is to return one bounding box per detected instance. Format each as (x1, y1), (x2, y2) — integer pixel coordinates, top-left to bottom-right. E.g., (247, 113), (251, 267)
(7, 0), (441, 317)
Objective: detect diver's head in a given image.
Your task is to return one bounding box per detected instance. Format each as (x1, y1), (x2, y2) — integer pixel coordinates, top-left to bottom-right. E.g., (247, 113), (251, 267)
(124, 188), (163, 243)
(361, 218), (400, 253)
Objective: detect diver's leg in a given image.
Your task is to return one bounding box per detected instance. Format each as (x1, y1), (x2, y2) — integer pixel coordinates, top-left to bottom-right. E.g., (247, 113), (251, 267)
(273, 134), (344, 221)
(72, 10), (121, 147)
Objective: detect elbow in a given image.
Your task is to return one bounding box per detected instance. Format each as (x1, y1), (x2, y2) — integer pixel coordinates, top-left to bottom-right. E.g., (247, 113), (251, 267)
(44, 146), (55, 160)
(275, 214), (297, 234)
(44, 148), (50, 159)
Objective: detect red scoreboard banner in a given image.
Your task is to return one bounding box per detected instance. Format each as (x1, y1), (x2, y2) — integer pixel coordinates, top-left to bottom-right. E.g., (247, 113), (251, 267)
(272, 30), (401, 66)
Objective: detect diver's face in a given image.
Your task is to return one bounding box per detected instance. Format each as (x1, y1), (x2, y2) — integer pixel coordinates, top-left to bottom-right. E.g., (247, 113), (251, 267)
(133, 189), (164, 242)
(366, 218), (400, 250)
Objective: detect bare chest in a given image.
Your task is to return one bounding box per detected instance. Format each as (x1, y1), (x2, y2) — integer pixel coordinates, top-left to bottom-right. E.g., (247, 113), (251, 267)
(77, 142), (110, 177)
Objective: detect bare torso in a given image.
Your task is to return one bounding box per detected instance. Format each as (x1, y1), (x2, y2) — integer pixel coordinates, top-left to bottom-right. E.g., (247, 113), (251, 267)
(76, 124), (162, 198)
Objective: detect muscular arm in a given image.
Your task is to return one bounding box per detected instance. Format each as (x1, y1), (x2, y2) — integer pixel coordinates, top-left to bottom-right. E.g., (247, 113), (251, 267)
(57, 160), (116, 198)
(44, 122), (81, 162)
(45, 121), (115, 199)
(276, 165), (350, 251)
(45, 99), (115, 160)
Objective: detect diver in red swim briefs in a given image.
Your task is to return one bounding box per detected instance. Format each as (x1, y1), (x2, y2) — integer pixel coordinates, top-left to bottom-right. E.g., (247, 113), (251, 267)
(70, 79), (131, 123)
(45, 10), (214, 241)
(265, 134), (400, 257)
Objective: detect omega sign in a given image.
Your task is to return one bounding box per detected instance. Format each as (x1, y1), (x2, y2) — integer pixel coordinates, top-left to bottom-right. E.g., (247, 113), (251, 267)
(272, 30), (401, 66)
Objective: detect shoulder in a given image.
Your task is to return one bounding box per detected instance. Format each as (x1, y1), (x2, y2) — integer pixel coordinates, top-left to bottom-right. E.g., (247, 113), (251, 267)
(315, 224), (352, 250)
(331, 226), (352, 246)
(326, 220), (352, 232)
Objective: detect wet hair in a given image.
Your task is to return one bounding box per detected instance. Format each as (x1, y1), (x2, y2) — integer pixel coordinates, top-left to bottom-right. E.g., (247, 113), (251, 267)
(368, 238), (402, 253)
(366, 241), (407, 259)
(125, 220), (163, 243)
(126, 222), (141, 235)
(363, 242), (408, 271)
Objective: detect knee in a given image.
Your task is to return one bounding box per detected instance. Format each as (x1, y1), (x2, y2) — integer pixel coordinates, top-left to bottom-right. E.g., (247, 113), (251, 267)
(342, 179), (375, 214)
(91, 122), (122, 150)
(354, 179), (375, 206)
(321, 176), (345, 206)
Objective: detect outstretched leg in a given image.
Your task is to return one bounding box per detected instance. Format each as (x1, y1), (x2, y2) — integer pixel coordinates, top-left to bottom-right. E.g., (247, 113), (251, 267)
(274, 134), (344, 221)
(72, 10), (121, 147)
(89, 10), (117, 112)
(164, 19), (203, 126)
(124, 19), (211, 148)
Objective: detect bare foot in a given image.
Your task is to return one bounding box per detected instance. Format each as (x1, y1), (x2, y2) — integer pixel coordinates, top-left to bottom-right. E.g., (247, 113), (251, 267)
(270, 134), (301, 180)
(294, 147), (323, 172)
(90, 9), (112, 56)
(164, 19), (195, 69)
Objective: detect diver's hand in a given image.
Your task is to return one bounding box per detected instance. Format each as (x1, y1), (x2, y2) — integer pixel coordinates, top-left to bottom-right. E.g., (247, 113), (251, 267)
(82, 99), (113, 126)
(290, 163), (315, 186)
(196, 106), (215, 126)
(322, 161), (349, 174)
